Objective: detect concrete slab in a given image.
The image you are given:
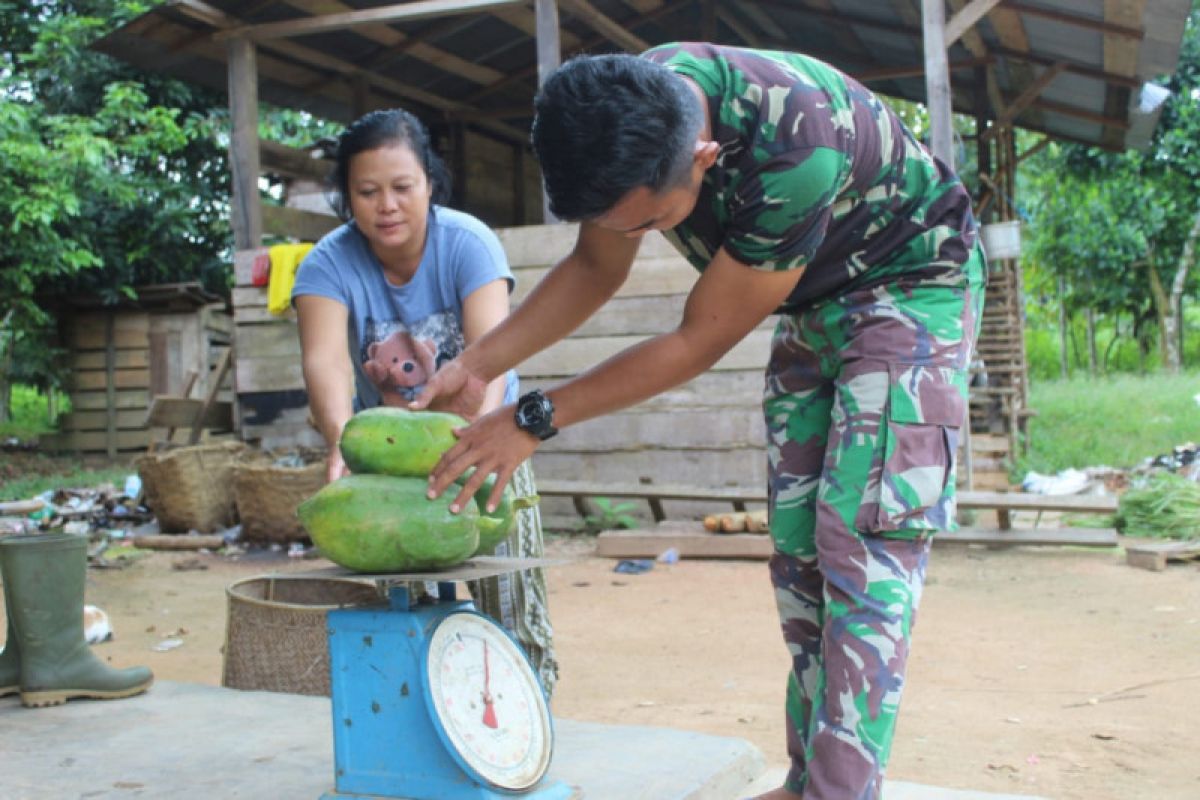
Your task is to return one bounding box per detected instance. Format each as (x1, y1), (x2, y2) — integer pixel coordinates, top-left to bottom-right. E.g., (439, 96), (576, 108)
(0, 681), (765, 800)
(743, 767), (1050, 799)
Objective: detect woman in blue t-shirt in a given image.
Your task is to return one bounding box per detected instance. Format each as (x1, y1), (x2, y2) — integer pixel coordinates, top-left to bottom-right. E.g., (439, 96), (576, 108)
(291, 109), (557, 696)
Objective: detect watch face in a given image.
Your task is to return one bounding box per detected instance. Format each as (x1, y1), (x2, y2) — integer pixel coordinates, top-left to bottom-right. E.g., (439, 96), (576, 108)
(518, 394), (551, 433)
(425, 613), (553, 791)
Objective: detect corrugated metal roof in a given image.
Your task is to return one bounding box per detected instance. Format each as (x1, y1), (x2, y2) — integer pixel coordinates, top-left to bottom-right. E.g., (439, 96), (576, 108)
(93, 0), (1192, 151)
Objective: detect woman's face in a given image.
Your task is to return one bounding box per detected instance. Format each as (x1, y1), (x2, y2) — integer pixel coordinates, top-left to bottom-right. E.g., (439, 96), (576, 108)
(346, 143), (433, 256)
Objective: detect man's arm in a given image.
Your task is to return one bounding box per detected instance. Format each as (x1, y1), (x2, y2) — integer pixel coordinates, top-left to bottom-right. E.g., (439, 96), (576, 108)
(428, 247), (803, 512)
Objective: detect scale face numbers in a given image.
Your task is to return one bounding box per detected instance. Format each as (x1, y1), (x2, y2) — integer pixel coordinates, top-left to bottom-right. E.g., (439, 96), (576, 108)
(425, 612), (553, 791)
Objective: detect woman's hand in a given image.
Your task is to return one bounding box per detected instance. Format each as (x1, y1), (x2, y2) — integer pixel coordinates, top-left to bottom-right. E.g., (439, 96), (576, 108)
(325, 447), (350, 484)
(409, 357), (491, 421)
(426, 404), (539, 514)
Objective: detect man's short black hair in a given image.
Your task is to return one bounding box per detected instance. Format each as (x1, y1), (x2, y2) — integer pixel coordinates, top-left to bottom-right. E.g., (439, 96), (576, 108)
(530, 54), (704, 221)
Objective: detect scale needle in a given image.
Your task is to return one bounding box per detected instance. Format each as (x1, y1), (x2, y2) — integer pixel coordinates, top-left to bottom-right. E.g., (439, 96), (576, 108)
(481, 640), (499, 729)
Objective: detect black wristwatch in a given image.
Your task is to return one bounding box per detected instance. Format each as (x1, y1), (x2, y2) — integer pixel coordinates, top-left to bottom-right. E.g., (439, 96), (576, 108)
(514, 390), (558, 441)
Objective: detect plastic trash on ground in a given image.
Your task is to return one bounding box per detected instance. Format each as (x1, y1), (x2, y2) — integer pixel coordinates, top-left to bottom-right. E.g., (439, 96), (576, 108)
(1021, 468), (1092, 495)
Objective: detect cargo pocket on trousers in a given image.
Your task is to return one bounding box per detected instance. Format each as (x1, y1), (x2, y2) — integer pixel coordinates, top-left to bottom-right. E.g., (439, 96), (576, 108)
(868, 364), (967, 536)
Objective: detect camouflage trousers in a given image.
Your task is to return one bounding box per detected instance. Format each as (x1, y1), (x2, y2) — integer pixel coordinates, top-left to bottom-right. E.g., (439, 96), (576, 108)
(763, 248), (985, 799)
(467, 460), (559, 699)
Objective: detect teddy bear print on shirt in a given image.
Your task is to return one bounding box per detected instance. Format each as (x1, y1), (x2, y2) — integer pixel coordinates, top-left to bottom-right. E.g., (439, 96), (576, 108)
(361, 313), (462, 406)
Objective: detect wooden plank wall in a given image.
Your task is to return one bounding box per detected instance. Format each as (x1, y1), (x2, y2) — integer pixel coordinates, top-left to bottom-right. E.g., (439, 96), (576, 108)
(457, 129), (544, 228)
(498, 224), (773, 523)
(231, 199), (341, 449)
(43, 304), (233, 454)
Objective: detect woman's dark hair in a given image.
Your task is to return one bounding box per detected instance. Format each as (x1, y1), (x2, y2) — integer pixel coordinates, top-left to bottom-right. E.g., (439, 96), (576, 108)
(530, 54), (703, 221)
(328, 108), (451, 221)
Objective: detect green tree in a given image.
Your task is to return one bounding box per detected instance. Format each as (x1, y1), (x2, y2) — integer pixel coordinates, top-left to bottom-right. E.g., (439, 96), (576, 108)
(1023, 2), (1200, 373)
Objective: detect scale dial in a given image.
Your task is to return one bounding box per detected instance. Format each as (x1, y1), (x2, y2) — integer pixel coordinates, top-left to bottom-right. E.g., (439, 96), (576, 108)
(424, 612), (553, 791)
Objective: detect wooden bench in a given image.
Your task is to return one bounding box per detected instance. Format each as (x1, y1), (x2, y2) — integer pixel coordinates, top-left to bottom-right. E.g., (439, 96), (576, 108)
(538, 480), (1121, 550)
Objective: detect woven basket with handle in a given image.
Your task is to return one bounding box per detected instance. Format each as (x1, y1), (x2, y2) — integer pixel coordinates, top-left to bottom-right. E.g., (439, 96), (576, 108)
(135, 442), (245, 533)
(233, 459), (326, 543)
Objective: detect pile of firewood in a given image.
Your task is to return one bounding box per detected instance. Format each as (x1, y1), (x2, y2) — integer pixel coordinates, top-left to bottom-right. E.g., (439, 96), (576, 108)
(702, 509), (769, 533)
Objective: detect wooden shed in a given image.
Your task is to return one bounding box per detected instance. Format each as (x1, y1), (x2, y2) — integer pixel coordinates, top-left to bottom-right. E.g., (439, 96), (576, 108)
(42, 284), (234, 457)
(93, 0), (1193, 491)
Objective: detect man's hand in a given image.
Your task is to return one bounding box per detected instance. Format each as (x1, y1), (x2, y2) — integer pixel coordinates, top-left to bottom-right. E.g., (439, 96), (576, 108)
(408, 357), (490, 421)
(426, 404), (540, 514)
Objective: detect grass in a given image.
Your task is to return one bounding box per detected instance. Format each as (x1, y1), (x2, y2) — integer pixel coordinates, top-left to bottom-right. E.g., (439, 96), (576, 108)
(1, 385), (132, 502)
(0, 384), (62, 439)
(0, 460), (135, 503)
(1019, 370), (1200, 474)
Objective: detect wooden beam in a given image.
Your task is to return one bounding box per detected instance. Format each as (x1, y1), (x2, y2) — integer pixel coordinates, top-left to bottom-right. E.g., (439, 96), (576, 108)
(466, 0), (689, 104)
(259, 140), (331, 183)
(945, 0), (1003, 47)
(559, 0), (650, 53)
(1031, 97), (1129, 130)
(923, 0), (955, 167)
(284, 1), (503, 92)
(214, 0), (526, 41)
(1015, 135), (1050, 164)
(990, 45), (1143, 89)
(260, 38), (530, 144)
(852, 55), (993, 83)
(984, 60), (1066, 136)
(535, 0), (560, 224)
(227, 37), (262, 250)
(1006, 1), (1143, 40)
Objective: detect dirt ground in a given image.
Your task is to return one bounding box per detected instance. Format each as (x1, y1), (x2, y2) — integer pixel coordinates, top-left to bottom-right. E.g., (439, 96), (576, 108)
(7, 533), (1199, 800)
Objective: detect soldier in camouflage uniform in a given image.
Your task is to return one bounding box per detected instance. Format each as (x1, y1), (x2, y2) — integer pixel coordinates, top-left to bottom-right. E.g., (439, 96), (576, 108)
(416, 43), (984, 800)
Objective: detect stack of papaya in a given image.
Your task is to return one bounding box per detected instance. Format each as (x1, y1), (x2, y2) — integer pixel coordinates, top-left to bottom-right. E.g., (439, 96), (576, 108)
(296, 408), (535, 573)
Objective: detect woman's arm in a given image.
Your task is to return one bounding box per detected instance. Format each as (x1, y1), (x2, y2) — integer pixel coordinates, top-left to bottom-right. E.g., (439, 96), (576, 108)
(458, 277), (511, 418)
(295, 294), (355, 482)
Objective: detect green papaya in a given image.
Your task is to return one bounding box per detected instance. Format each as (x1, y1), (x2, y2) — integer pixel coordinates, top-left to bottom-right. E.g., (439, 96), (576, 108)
(296, 474), (479, 573)
(469, 475), (540, 556)
(339, 407), (466, 477)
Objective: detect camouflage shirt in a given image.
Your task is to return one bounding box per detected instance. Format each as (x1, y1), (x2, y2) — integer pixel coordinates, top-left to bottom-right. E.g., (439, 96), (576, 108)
(642, 42), (980, 310)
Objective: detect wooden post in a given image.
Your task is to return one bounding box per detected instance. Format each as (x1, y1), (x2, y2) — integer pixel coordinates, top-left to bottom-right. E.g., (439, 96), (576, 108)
(105, 315), (117, 460)
(534, 0), (560, 223)
(227, 37), (262, 250)
(922, 0), (954, 168)
(974, 65), (991, 218)
(513, 141), (527, 226)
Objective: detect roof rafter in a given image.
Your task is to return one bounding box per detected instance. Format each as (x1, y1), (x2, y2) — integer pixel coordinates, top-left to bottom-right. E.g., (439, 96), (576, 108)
(214, 0), (524, 42)
(559, 0), (650, 53)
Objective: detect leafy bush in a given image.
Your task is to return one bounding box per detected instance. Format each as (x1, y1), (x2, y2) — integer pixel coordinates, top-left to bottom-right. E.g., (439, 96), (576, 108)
(583, 497), (640, 533)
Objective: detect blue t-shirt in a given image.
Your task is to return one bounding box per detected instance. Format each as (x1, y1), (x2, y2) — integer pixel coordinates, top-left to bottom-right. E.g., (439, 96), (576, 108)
(292, 206), (519, 410)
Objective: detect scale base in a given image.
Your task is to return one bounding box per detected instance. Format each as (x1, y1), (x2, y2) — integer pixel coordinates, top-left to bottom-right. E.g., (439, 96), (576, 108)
(320, 778), (579, 799)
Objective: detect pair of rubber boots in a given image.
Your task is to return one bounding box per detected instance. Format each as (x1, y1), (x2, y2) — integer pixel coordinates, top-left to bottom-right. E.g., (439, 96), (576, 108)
(0, 532), (153, 707)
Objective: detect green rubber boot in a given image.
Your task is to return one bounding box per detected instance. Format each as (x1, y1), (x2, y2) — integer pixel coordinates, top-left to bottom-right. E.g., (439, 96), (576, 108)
(0, 533), (153, 708)
(0, 581), (19, 697)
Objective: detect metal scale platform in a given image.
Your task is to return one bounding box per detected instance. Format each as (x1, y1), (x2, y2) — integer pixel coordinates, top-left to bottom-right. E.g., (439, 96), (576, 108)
(298, 556), (579, 800)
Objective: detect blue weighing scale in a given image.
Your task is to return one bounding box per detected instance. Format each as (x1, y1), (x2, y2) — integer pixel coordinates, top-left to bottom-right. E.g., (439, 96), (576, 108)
(302, 557), (579, 800)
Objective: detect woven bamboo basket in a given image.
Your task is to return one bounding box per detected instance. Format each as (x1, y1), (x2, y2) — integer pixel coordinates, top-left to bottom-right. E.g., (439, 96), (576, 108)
(233, 459), (326, 543)
(221, 575), (383, 697)
(135, 442), (245, 533)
